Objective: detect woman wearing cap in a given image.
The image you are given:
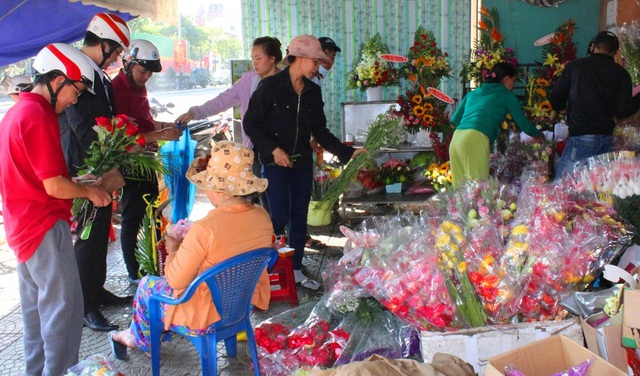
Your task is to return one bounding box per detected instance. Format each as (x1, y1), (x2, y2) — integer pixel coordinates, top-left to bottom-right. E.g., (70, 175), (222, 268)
(108, 141), (273, 359)
(244, 35), (367, 290)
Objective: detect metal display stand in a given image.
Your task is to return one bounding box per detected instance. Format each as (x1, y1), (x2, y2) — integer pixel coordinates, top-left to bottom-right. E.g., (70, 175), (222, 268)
(339, 101), (435, 218)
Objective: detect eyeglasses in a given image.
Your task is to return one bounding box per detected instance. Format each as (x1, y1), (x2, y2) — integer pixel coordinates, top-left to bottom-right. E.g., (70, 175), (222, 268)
(67, 81), (83, 98)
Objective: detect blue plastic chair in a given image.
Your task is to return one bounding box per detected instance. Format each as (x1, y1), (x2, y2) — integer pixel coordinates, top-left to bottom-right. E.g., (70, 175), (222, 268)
(149, 247), (278, 376)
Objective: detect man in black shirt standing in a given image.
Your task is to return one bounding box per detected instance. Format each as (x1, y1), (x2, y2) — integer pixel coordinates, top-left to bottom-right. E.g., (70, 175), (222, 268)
(59, 13), (132, 332)
(550, 31), (640, 178)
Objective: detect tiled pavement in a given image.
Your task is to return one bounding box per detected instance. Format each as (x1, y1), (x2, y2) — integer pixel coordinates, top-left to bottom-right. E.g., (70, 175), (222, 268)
(0, 197), (349, 375)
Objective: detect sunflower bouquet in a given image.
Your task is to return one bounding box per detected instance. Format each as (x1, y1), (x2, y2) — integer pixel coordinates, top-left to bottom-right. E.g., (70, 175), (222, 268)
(523, 19), (576, 131)
(463, 6), (518, 86)
(346, 33), (399, 91)
(394, 27), (451, 134)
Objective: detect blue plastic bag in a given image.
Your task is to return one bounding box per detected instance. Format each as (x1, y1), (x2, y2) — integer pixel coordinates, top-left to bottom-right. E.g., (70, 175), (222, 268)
(160, 125), (196, 224)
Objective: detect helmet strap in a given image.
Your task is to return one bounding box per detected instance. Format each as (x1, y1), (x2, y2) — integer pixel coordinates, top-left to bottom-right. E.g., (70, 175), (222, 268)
(98, 41), (114, 69)
(44, 77), (66, 110)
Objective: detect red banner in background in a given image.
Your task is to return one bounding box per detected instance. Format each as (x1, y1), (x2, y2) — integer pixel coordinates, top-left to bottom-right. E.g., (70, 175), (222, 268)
(173, 40), (187, 66)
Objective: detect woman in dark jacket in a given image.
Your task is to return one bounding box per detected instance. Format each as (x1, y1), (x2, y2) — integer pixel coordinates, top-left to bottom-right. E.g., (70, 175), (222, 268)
(244, 35), (366, 289)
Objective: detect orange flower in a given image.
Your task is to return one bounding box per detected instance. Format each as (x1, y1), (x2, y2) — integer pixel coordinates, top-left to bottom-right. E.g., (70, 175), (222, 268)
(409, 74), (417, 82)
(419, 85), (428, 96)
(423, 114), (434, 123)
(490, 28), (503, 43)
(480, 5), (490, 16)
(413, 105), (425, 116)
(423, 102), (434, 112)
(535, 88), (547, 97)
(411, 94), (423, 105)
(478, 20), (489, 31)
(550, 32), (568, 44)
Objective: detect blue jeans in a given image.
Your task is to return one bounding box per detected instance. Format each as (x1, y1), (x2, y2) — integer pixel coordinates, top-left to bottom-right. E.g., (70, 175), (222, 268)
(555, 134), (613, 179)
(262, 160), (313, 270)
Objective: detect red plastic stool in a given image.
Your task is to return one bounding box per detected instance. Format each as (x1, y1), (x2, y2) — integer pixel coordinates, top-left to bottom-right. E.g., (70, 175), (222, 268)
(268, 256), (298, 306)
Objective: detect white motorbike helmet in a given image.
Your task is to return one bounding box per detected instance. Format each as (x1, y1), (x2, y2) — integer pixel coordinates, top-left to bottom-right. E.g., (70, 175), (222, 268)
(32, 43), (96, 108)
(126, 39), (162, 73)
(87, 13), (131, 52)
(5, 75), (32, 95)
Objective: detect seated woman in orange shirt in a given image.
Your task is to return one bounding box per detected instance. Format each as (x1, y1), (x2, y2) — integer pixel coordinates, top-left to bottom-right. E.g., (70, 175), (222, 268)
(108, 141), (272, 358)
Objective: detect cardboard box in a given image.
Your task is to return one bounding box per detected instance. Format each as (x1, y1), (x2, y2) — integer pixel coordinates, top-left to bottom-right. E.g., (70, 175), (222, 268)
(623, 288), (640, 349)
(421, 318), (584, 374)
(580, 313), (628, 372)
(484, 335), (627, 375)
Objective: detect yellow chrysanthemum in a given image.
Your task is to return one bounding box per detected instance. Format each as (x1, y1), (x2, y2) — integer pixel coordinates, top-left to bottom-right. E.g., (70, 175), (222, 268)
(512, 225), (529, 236)
(441, 221), (454, 231)
(436, 234), (451, 248)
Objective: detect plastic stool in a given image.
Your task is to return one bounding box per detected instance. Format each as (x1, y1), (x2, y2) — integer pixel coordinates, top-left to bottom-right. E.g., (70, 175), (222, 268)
(268, 256), (298, 306)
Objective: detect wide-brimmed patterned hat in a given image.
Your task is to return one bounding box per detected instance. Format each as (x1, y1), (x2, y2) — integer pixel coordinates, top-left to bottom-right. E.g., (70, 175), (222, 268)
(186, 141), (268, 195)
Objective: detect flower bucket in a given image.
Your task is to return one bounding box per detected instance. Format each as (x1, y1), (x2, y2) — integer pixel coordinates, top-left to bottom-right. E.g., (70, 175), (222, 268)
(366, 86), (383, 101)
(412, 128), (433, 147)
(308, 200), (332, 226)
(385, 182), (402, 194)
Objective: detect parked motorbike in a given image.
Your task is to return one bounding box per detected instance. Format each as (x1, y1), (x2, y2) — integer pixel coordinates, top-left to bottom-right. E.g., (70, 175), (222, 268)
(149, 97), (175, 118)
(187, 115), (233, 158)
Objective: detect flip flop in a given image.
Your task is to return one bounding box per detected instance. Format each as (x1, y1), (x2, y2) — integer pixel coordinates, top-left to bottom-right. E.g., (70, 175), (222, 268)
(109, 331), (128, 361)
(298, 278), (320, 291)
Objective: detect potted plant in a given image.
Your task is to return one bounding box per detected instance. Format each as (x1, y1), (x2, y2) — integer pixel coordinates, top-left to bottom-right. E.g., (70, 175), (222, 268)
(346, 33), (399, 100)
(375, 158), (413, 193)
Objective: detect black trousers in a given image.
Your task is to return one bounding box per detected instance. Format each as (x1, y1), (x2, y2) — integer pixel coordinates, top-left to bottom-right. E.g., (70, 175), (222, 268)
(120, 175), (159, 280)
(74, 203), (112, 314)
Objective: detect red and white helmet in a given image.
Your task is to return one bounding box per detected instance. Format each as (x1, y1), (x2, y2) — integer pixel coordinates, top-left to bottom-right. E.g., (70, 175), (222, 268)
(5, 75), (32, 95)
(32, 43), (95, 94)
(87, 13), (131, 51)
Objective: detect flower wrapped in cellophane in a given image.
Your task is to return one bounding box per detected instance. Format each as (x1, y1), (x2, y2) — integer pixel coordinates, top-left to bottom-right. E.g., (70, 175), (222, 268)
(342, 216), (460, 331)
(255, 296), (351, 374)
(490, 137), (555, 184)
(434, 220), (487, 327)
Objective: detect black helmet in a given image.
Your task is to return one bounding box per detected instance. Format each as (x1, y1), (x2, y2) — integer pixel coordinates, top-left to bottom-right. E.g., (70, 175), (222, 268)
(590, 31), (619, 53)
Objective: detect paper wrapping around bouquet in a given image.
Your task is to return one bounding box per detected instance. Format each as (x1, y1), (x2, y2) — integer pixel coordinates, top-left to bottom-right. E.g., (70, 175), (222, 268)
(99, 167), (125, 192)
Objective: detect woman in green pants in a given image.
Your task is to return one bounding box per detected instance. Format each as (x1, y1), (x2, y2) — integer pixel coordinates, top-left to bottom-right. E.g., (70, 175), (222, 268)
(449, 62), (543, 186)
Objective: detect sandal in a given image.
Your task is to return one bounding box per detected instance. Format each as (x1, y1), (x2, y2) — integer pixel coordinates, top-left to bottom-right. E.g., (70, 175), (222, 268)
(305, 237), (328, 249)
(109, 331), (128, 361)
(298, 278), (320, 291)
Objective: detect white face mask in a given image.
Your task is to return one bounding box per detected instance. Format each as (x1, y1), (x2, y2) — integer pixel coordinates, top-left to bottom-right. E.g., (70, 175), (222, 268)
(318, 65), (330, 79)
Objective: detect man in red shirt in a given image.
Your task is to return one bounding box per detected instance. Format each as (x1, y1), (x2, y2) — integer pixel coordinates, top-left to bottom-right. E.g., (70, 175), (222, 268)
(0, 43), (111, 376)
(111, 39), (181, 283)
